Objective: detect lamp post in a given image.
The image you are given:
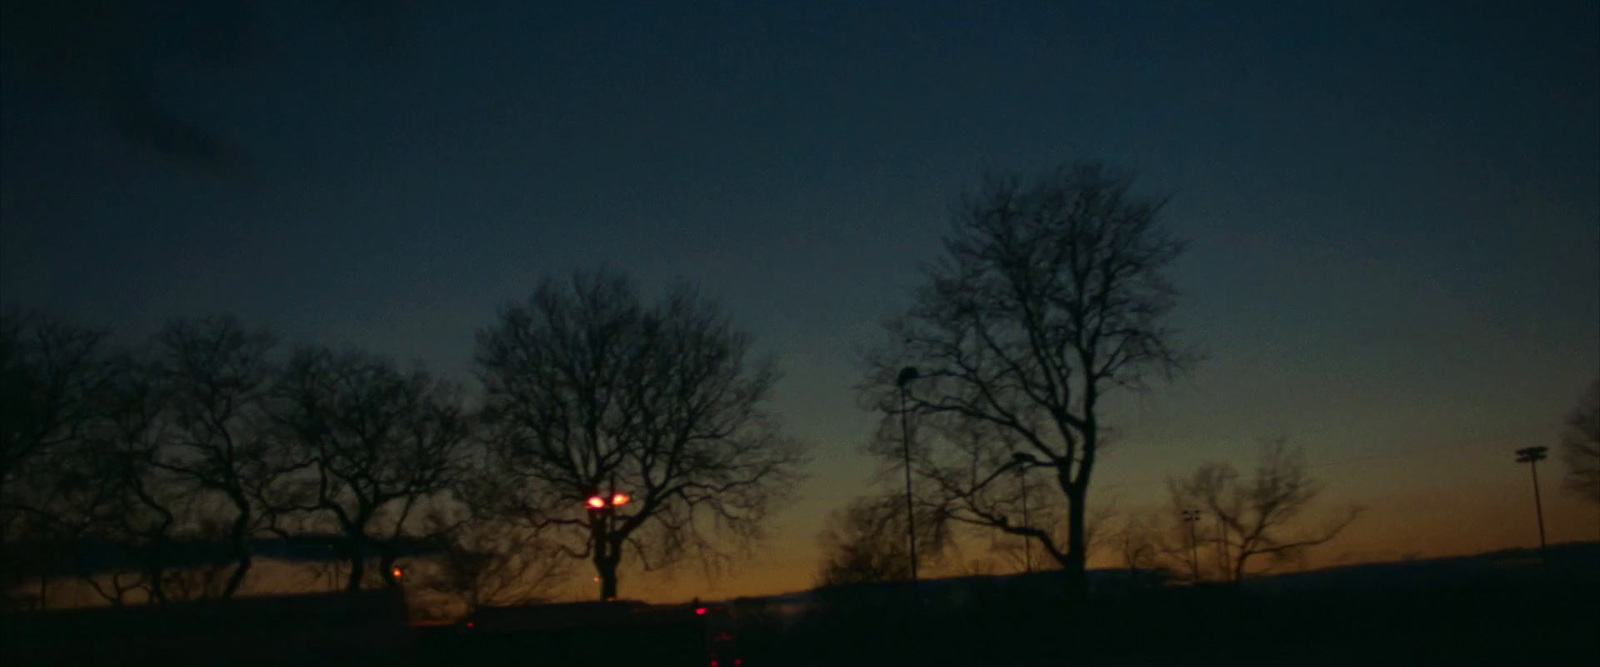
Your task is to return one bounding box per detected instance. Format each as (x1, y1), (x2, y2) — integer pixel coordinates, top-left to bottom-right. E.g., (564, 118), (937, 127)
(896, 367), (920, 582)
(1012, 452), (1038, 573)
(1181, 508), (1202, 584)
(1515, 446), (1549, 566)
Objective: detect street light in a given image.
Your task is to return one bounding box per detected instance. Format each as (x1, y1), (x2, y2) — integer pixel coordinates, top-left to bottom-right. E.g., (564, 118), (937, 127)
(1181, 508), (1202, 584)
(1011, 452), (1038, 573)
(896, 366), (920, 582)
(1515, 446), (1549, 566)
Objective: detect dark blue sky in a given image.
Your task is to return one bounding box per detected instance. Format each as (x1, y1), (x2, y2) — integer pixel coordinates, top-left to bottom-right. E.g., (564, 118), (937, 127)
(4, 1), (1597, 598)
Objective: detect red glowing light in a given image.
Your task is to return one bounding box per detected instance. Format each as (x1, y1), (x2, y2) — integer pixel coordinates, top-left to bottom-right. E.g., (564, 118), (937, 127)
(611, 492), (630, 506)
(695, 607), (707, 615)
(586, 496), (606, 509)
(391, 566), (403, 579)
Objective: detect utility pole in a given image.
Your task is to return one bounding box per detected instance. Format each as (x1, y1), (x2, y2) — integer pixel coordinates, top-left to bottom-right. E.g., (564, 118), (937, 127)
(1182, 509), (1202, 584)
(896, 367), (921, 582)
(1515, 446), (1549, 566)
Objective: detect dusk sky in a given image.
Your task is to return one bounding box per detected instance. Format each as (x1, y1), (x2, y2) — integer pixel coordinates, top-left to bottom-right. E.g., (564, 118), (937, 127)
(3, 1), (1597, 601)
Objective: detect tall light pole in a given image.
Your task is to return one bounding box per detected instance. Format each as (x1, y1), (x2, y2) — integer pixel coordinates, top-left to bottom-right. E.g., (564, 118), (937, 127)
(1515, 446), (1549, 566)
(896, 366), (920, 582)
(1181, 508), (1202, 584)
(1012, 452), (1038, 573)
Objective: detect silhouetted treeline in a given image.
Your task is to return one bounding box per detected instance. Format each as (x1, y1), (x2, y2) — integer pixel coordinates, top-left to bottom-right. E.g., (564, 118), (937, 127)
(0, 311), (483, 610)
(1, 270), (805, 611)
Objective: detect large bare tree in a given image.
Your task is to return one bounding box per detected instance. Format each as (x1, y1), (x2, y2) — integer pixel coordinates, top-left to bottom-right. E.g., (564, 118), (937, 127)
(475, 271), (805, 600)
(0, 311), (120, 609)
(1560, 379), (1600, 506)
(270, 346), (474, 591)
(144, 316), (282, 598)
(1167, 439), (1361, 582)
(0, 311), (115, 501)
(863, 162), (1195, 596)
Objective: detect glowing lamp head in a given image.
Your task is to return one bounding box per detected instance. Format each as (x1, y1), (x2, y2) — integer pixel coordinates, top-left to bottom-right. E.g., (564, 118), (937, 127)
(611, 492), (630, 506)
(586, 495), (606, 509)
(391, 566), (403, 579)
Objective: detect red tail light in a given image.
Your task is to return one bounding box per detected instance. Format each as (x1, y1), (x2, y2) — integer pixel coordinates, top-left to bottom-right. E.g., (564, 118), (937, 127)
(695, 607), (707, 615)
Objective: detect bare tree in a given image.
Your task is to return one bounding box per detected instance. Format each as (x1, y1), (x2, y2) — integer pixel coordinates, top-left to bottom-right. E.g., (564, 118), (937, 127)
(270, 346), (473, 592)
(1560, 378), (1600, 506)
(0, 311), (119, 609)
(144, 316), (281, 598)
(0, 310), (115, 500)
(475, 271), (806, 600)
(1168, 439), (1361, 582)
(421, 517), (569, 616)
(862, 162), (1195, 596)
(816, 494), (949, 587)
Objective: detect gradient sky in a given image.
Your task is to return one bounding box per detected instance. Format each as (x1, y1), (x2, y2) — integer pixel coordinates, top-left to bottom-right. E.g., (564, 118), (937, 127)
(3, 1), (1597, 602)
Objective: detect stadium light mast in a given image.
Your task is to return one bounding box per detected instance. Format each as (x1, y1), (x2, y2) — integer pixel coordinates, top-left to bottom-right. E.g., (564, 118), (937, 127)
(1181, 508), (1202, 584)
(1515, 446), (1549, 566)
(896, 366), (921, 582)
(1012, 452), (1039, 573)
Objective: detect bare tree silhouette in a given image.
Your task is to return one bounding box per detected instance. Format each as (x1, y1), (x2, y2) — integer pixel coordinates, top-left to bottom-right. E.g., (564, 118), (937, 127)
(816, 494), (950, 587)
(269, 346), (474, 592)
(474, 271), (806, 600)
(0, 311), (120, 609)
(1167, 439), (1361, 582)
(0, 311), (115, 498)
(419, 514), (569, 617)
(862, 162), (1196, 597)
(1560, 379), (1600, 506)
(143, 316), (282, 598)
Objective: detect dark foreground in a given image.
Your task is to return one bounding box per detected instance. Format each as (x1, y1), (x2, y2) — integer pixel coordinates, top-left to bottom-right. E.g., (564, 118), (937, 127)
(6, 548), (1598, 666)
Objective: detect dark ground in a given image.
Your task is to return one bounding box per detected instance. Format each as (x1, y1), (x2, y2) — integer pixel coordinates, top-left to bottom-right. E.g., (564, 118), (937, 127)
(6, 544), (1598, 666)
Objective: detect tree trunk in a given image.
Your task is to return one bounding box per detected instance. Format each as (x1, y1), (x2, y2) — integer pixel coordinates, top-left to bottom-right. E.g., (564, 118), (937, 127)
(220, 502), (253, 598)
(379, 551), (399, 589)
(146, 565), (167, 604)
(595, 553), (619, 600)
(1063, 484), (1088, 598)
(346, 554), (366, 592)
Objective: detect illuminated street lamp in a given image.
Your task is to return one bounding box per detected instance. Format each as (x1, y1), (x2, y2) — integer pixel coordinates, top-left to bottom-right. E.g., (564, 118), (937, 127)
(1181, 508), (1202, 584)
(1515, 446), (1549, 566)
